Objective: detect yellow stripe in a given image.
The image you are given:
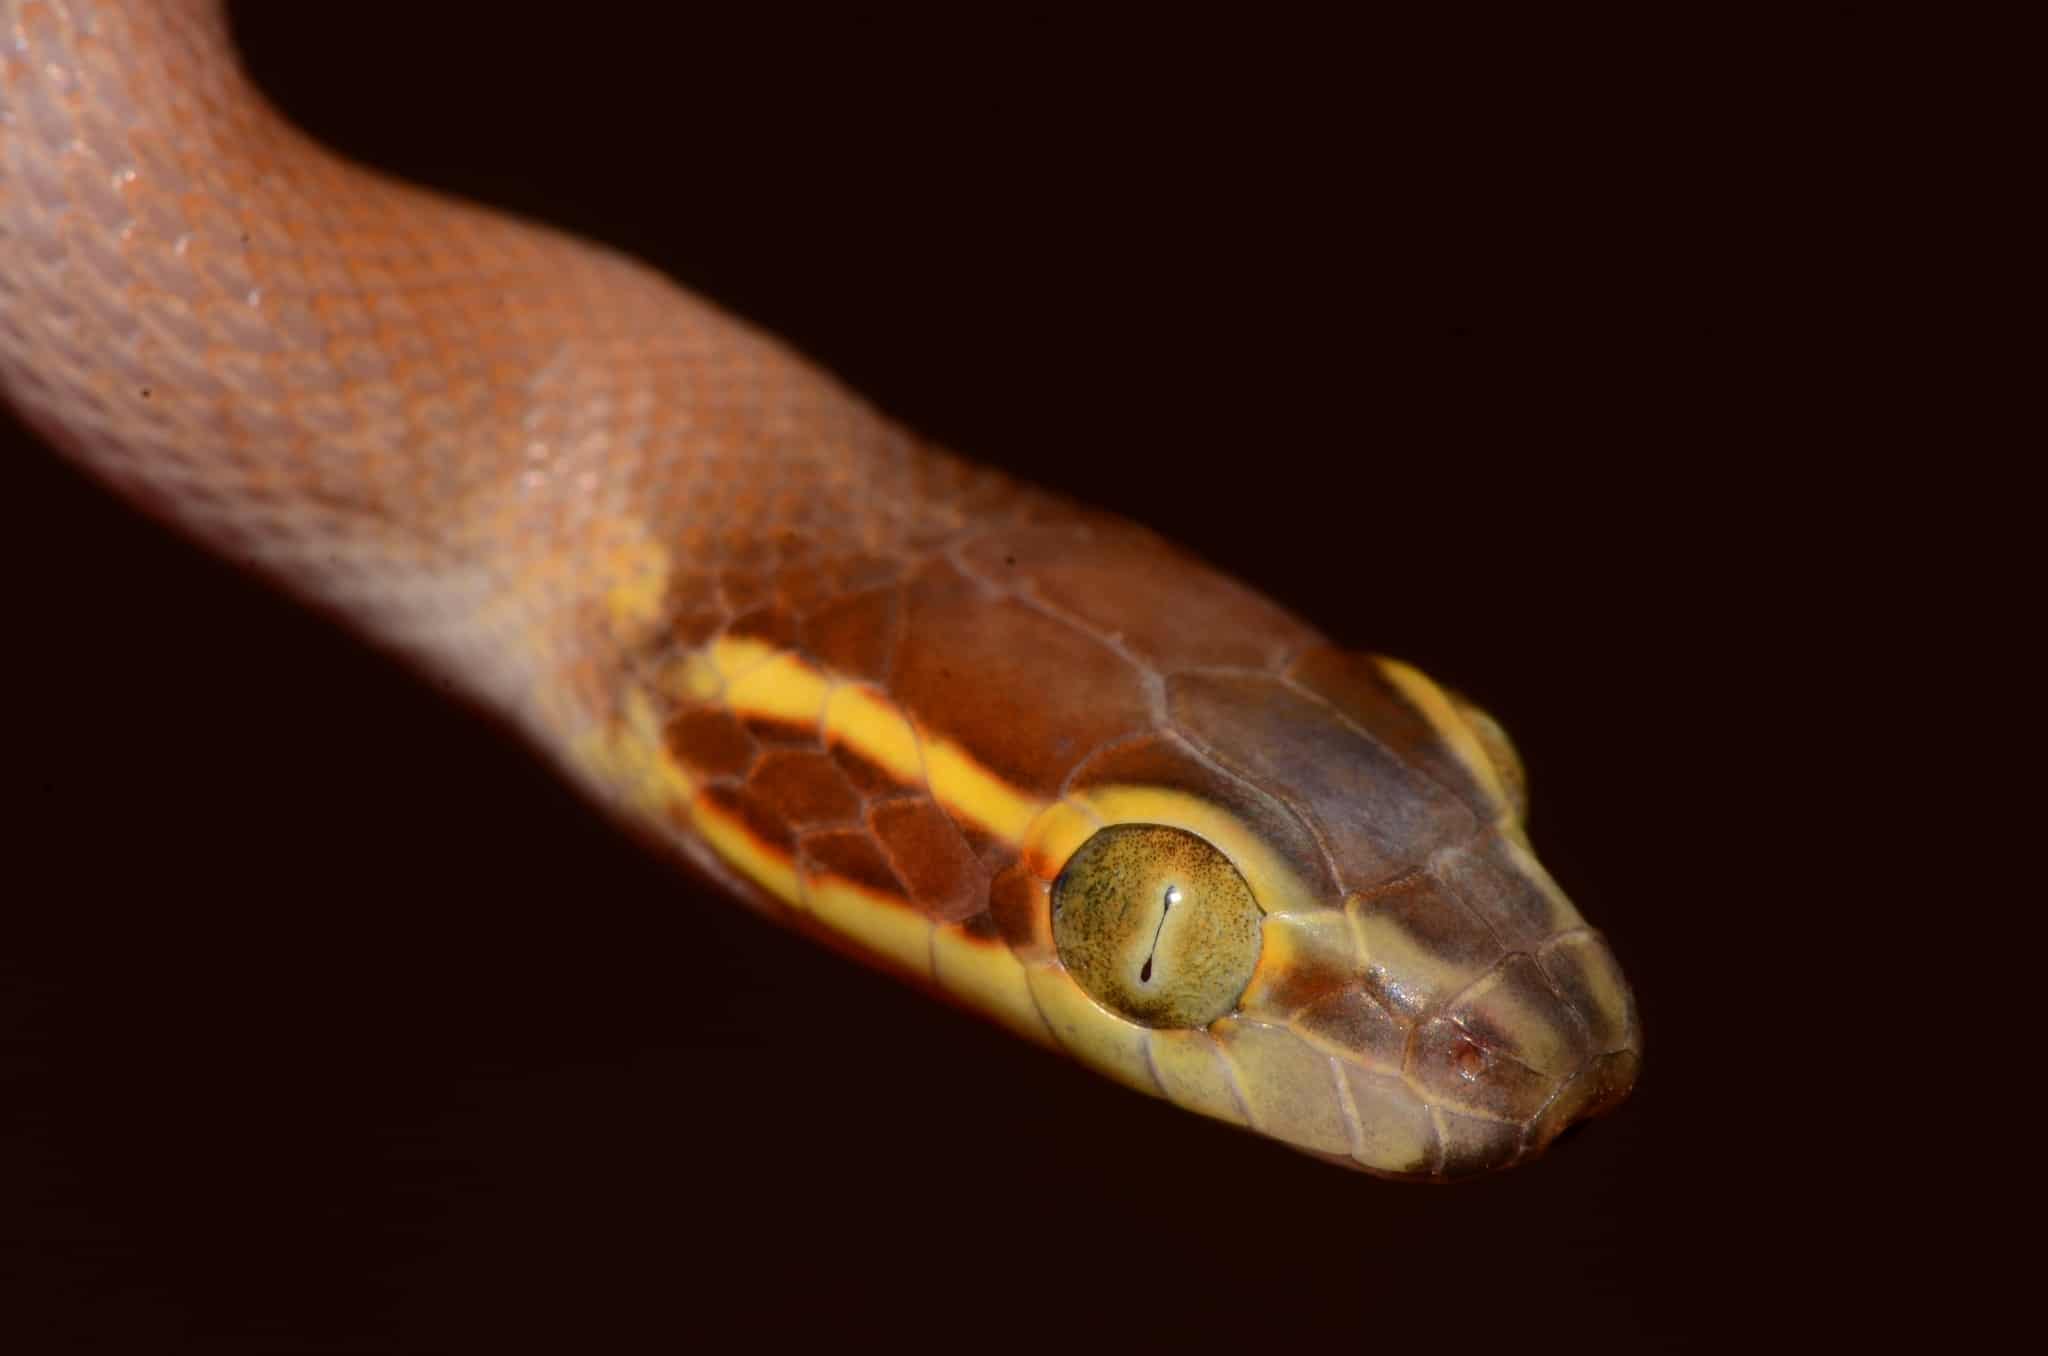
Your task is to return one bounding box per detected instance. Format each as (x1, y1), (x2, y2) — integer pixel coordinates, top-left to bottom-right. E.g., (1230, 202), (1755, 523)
(666, 635), (808, 705)
(706, 636), (782, 685)
(726, 648), (832, 730)
(1239, 910), (1360, 1015)
(1376, 656), (1512, 815)
(689, 793), (802, 907)
(932, 927), (1054, 1046)
(688, 789), (936, 980)
(695, 642), (1052, 844)
(807, 874), (933, 977)
(921, 738), (1046, 843)
(821, 684), (924, 782)
(1019, 800), (1101, 878)
(1344, 889), (1487, 1017)
(667, 648), (725, 703)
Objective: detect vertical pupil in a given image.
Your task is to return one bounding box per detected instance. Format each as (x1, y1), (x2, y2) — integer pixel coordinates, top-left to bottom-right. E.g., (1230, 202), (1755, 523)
(1140, 884), (1181, 984)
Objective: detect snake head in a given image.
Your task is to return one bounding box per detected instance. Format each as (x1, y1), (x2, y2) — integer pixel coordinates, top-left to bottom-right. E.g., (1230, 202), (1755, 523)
(942, 523), (1643, 1179)
(624, 519), (1640, 1180)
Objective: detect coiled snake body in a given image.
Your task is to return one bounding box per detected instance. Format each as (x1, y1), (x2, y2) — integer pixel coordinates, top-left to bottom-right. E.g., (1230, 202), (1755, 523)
(0, 0), (1639, 1178)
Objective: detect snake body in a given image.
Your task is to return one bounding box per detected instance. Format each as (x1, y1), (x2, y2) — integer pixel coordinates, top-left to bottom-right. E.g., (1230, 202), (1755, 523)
(0, 0), (1639, 1178)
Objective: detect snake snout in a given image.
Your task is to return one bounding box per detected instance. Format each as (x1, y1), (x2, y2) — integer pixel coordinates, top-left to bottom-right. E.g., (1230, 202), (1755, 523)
(1395, 927), (1641, 1177)
(1522, 931), (1642, 1160)
(1528, 1047), (1641, 1155)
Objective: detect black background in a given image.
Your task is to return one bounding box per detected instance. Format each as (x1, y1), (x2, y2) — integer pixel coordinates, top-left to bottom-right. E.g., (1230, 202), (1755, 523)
(2, 5), (1896, 1351)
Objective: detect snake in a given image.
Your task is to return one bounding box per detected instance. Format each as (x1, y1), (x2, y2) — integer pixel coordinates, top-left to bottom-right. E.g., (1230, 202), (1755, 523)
(0, 0), (1640, 1180)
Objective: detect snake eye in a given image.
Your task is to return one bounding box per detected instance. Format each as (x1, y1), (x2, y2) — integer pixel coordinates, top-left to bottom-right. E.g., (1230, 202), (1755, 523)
(1051, 823), (1262, 1029)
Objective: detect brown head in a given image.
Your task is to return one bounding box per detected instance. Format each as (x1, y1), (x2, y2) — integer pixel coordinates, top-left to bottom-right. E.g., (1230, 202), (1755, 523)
(1001, 521), (1641, 1178)
(642, 505), (1641, 1180)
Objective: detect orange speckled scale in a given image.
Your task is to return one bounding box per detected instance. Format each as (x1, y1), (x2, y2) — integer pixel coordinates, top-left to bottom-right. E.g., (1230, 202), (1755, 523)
(1, 0), (1640, 1178)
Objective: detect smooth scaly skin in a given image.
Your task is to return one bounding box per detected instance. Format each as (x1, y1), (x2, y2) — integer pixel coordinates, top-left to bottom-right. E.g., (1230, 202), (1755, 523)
(1, 1), (1640, 1178)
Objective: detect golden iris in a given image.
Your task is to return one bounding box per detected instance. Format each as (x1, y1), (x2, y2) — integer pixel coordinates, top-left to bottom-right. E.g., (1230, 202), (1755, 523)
(1051, 823), (1262, 1028)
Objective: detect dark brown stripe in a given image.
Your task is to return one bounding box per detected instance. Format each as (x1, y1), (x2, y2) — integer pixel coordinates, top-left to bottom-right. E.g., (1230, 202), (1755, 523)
(798, 828), (908, 900)
(666, 705), (758, 782)
(871, 796), (989, 923)
(746, 747), (863, 828)
(696, 781), (797, 855)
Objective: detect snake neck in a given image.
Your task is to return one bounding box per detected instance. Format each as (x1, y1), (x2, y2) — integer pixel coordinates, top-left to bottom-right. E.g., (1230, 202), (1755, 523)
(1, 1), (1037, 743)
